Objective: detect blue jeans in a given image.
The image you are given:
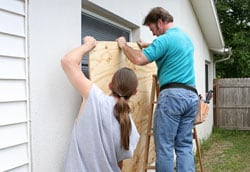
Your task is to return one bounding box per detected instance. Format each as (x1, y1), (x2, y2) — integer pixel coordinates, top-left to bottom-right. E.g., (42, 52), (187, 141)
(153, 88), (199, 172)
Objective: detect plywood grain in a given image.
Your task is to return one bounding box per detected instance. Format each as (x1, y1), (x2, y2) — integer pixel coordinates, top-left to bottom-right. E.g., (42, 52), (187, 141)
(89, 41), (157, 172)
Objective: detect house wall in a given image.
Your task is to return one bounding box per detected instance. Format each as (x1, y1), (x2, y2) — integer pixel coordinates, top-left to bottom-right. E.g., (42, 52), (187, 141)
(27, 0), (213, 171)
(29, 0), (81, 171)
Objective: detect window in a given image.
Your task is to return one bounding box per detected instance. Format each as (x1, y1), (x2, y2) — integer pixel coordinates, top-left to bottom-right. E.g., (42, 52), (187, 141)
(81, 12), (130, 78)
(205, 63), (209, 93)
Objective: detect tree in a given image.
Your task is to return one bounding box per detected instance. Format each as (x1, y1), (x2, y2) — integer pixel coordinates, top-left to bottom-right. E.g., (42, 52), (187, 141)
(215, 0), (250, 78)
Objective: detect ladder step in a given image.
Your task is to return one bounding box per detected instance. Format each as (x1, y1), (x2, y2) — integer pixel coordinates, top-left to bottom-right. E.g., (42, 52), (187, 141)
(146, 166), (155, 169)
(147, 132), (153, 136)
(151, 101), (157, 105)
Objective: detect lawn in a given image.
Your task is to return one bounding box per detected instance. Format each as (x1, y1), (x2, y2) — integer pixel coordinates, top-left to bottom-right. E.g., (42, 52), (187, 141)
(195, 127), (250, 172)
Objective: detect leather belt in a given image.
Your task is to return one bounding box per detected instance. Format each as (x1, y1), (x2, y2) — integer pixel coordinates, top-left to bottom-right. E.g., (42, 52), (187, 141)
(160, 82), (198, 95)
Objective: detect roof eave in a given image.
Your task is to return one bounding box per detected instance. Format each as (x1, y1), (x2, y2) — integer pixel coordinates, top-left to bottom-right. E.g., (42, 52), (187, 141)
(190, 0), (226, 52)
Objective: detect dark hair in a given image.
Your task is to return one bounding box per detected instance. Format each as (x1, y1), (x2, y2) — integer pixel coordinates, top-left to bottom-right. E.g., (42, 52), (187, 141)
(111, 67), (138, 150)
(143, 7), (174, 25)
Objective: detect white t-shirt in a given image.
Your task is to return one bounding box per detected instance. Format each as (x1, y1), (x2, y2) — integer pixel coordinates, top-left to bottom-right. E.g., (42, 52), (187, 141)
(62, 84), (139, 172)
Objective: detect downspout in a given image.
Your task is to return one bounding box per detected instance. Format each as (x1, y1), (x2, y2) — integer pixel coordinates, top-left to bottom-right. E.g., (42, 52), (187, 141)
(211, 47), (232, 78)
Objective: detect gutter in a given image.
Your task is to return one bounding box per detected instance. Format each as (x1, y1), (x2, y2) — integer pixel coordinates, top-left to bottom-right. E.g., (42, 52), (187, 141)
(211, 47), (232, 78)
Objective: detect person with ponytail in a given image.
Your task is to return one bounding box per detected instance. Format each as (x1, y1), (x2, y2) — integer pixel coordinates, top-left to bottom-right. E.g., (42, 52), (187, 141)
(61, 36), (139, 172)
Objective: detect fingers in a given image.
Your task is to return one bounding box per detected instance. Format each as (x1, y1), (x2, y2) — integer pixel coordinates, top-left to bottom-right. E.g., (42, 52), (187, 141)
(83, 36), (96, 50)
(136, 40), (150, 49)
(83, 36), (96, 44)
(136, 40), (143, 49)
(116, 36), (127, 49)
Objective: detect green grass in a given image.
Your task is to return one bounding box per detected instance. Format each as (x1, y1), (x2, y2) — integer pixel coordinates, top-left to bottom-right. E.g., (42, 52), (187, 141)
(195, 127), (250, 172)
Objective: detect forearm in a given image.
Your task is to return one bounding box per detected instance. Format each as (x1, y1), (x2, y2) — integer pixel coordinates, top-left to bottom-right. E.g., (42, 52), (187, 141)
(122, 45), (138, 64)
(117, 36), (149, 65)
(62, 44), (89, 67)
(62, 36), (96, 70)
(122, 44), (149, 65)
(61, 36), (96, 98)
(61, 44), (88, 92)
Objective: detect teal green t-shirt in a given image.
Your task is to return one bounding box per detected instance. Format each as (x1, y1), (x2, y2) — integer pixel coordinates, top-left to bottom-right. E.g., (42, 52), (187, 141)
(143, 27), (195, 88)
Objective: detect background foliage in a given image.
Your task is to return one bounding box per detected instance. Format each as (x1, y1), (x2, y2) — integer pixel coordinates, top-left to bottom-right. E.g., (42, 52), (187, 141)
(215, 0), (250, 78)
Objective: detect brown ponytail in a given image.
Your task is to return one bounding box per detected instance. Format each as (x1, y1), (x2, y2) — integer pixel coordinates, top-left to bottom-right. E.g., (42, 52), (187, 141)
(111, 67), (138, 150)
(113, 98), (131, 150)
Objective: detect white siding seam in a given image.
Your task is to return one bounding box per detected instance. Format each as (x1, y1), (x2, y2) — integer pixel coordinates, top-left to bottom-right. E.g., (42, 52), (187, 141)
(0, 141), (28, 150)
(0, 120), (28, 127)
(0, 78), (26, 80)
(2, 162), (29, 172)
(0, 7), (25, 16)
(0, 54), (25, 59)
(0, 31), (25, 38)
(0, 99), (27, 103)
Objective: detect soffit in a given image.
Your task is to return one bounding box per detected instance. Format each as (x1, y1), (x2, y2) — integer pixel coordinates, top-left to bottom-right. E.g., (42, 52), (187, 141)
(190, 0), (225, 50)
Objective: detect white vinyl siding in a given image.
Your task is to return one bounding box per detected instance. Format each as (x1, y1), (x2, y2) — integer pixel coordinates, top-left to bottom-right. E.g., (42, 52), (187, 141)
(0, 0), (30, 171)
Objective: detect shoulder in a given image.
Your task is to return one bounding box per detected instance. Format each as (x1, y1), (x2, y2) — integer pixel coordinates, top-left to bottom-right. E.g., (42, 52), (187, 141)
(89, 84), (115, 115)
(85, 84), (112, 111)
(88, 84), (106, 99)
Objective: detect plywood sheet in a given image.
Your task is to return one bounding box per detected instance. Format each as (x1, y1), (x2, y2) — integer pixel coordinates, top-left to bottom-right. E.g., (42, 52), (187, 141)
(89, 41), (157, 172)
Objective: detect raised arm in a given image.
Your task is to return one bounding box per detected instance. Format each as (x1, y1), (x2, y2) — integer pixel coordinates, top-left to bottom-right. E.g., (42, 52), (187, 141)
(116, 36), (150, 66)
(61, 36), (96, 98)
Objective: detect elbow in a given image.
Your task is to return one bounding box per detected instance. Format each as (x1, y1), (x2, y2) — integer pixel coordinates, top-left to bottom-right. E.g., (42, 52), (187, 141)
(134, 58), (144, 65)
(61, 55), (72, 71)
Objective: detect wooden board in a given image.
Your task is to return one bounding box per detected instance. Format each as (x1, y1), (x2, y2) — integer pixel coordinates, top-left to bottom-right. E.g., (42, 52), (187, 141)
(214, 78), (250, 130)
(89, 41), (157, 172)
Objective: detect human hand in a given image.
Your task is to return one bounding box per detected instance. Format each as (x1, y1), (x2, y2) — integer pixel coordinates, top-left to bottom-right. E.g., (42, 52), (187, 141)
(136, 40), (150, 49)
(116, 36), (127, 49)
(83, 36), (96, 51)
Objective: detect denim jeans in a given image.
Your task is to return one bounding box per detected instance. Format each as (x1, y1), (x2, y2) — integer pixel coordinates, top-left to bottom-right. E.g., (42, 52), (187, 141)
(153, 88), (199, 172)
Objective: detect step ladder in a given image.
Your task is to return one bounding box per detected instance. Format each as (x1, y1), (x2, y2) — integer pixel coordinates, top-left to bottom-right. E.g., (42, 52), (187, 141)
(143, 75), (204, 172)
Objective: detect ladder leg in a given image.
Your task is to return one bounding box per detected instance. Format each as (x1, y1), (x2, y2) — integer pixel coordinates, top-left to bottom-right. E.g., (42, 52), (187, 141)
(143, 115), (153, 172)
(193, 127), (204, 172)
(143, 75), (158, 172)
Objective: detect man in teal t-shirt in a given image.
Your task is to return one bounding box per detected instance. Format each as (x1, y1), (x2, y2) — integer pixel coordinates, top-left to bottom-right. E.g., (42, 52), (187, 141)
(116, 7), (199, 172)
(143, 26), (195, 88)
